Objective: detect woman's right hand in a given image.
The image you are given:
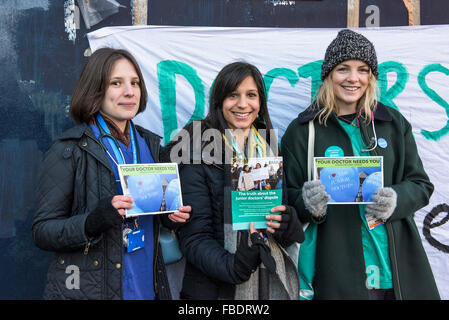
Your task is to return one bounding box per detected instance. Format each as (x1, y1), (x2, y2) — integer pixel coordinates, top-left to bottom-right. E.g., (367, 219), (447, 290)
(302, 180), (330, 220)
(233, 225), (261, 282)
(233, 223), (277, 282)
(85, 196), (129, 238)
(111, 195), (134, 217)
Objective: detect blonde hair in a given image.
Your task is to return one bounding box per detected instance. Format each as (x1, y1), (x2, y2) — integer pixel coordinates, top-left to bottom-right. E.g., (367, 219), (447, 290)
(314, 69), (379, 125)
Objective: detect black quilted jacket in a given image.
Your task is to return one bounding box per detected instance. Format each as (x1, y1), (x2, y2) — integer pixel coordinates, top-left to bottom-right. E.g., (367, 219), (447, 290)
(177, 162), (304, 299)
(32, 123), (172, 300)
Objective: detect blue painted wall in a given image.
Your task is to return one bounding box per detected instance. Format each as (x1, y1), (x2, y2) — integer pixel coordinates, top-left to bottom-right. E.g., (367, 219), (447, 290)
(0, 0), (447, 299)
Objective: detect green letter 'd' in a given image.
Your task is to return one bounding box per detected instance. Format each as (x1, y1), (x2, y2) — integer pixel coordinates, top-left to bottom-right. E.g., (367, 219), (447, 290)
(157, 60), (205, 144)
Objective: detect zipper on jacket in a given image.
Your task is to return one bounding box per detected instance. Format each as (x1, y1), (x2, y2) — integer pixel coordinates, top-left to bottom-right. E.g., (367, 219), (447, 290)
(203, 159), (224, 171)
(387, 223), (403, 300)
(83, 240), (91, 255)
(98, 162), (111, 300)
(82, 128), (124, 299)
(153, 221), (161, 296)
(80, 131), (108, 258)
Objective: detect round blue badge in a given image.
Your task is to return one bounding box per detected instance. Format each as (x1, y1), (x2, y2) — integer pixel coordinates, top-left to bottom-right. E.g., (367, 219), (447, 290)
(325, 146), (344, 157)
(377, 138), (388, 149)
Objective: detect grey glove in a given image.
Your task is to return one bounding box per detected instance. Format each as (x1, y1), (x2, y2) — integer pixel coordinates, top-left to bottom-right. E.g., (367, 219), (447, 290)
(302, 180), (330, 221)
(366, 187), (397, 221)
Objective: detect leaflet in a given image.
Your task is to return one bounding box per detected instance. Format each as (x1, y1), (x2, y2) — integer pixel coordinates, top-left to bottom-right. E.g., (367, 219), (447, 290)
(313, 156), (384, 204)
(231, 157), (283, 230)
(118, 163), (183, 217)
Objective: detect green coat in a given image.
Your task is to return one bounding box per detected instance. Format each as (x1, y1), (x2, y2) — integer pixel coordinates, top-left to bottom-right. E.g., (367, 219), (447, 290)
(281, 102), (440, 300)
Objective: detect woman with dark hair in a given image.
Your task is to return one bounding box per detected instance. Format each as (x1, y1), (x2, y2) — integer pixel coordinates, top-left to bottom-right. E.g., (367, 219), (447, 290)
(165, 61), (304, 300)
(69, 48), (148, 123)
(33, 47), (191, 300)
(205, 62), (274, 136)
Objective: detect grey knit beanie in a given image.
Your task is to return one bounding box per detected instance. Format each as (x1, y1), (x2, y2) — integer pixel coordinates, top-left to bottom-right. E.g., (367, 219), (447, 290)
(321, 29), (378, 81)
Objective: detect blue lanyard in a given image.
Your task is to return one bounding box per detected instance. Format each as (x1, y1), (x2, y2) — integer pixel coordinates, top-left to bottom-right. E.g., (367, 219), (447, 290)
(96, 114), (138, 165)
(230, 136), (245, 160)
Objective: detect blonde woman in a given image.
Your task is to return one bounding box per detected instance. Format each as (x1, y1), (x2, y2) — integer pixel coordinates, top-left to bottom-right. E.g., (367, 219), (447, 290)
(282, 29), (439, 300)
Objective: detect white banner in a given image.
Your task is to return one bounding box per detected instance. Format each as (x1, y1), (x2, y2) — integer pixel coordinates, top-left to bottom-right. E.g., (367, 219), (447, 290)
(88, 24), (449, 299)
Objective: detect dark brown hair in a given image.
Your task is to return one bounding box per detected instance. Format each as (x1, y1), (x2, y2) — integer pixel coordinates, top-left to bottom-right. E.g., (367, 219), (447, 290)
(206, 61), (273, 134)
(69, 47), (148, 124)
(162, 61), (278, 163)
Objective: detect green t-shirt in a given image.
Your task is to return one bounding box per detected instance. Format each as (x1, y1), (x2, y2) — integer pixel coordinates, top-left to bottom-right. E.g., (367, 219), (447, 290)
(339, 118), (392, 289)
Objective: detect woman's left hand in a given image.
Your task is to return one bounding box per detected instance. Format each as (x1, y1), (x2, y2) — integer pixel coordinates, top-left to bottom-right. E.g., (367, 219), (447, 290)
(265, 205), (287, 234)
(168, 205), (192, 223)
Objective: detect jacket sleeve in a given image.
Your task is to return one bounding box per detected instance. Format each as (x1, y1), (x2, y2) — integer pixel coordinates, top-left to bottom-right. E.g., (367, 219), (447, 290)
(177, 164), (242, 284)
(388, 118), (434, 222)
(32, 140), (91, 252)
(281, 123), (315, 224)
(273, 163), (305, 246)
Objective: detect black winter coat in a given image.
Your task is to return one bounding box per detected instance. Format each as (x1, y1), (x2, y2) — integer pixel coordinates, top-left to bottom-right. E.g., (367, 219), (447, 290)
(33, 123), (173, 300)
(177, 160), (303, 299)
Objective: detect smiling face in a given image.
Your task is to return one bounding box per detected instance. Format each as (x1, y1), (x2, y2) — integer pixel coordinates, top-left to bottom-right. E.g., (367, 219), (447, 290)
(222, 75), (260, 132)
(331, 59), (371, 115)
(100, 58), (141, 131)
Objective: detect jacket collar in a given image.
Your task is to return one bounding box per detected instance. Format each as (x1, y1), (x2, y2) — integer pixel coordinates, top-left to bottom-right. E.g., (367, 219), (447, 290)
(57, 122), (92, 140)
(57, 122), (162, 165)
(134, 124), (162, 143)
(297, 102), (393, 124)
(135, 124), (162, 162)
(57, 122), (161, 141)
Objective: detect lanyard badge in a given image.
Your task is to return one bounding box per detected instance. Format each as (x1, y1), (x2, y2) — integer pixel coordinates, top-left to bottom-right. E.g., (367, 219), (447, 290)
(364, 213), (384, 231)
(123, 219), (145, 253)
(96, 115), (145, 252)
